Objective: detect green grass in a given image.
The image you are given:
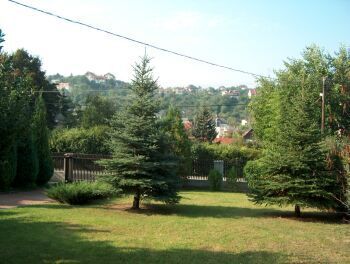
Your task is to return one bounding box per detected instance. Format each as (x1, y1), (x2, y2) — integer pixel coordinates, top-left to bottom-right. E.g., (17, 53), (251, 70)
(0, 191), (349, 263)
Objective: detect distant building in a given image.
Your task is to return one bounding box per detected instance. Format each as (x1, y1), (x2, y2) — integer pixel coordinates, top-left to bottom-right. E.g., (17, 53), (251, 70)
(248, 89), (257, 98)
(85, 72), (115, 83)
(213, 137), (236, 144)
(242, 128), (254, 142)
(215, 117), (234, 138)
(221, 90), (240, 97)
(56, 82), (70, 90)
(241, 119), (248, 126)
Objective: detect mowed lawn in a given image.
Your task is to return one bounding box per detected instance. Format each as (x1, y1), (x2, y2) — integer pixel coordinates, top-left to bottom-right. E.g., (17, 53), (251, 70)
(0, 191), (349, 264)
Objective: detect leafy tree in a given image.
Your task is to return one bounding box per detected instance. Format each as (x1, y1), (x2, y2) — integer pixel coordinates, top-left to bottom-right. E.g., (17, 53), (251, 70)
(9, 49), (61, 128)
(192, 107), (217, 142)
(33, 96), (54, 185)
(0, 50), (30, 189)
(100, 55), (180, 209)
(81, 94), (116, 128)
(162, 106), (192, 176)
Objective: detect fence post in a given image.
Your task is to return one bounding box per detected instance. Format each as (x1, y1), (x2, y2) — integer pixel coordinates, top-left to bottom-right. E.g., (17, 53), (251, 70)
(213, 160), (224, 177)
(64, 153), (74, 182)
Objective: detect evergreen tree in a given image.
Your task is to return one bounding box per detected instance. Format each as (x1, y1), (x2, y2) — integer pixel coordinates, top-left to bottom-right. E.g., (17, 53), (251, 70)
(0, 29), (4, 52)
(246, 94), (346, 216)
(192, 107), (217, 142)
(163, 106), (192, 176)
(100, 55), (180, 209)
(13, 129), (39, 188)
(33, 96), (54, 185)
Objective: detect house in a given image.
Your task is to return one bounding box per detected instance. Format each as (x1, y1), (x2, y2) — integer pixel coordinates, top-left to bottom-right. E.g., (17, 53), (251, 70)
(56, 82), (70, 90)
(85, 72), (116, 83)
(182, 118), (192, 131)
(241, 119), (248, 126)
(215, 117), (234, 138)
(221, 90), (240, 97)
(213, 137), (236, 144)
(104, 73), (115, 80)
(242, 128), (254, 142)
(248, 89), (257, 98)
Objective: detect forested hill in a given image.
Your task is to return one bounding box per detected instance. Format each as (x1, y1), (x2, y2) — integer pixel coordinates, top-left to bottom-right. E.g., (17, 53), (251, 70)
(47, 72), (253, 125)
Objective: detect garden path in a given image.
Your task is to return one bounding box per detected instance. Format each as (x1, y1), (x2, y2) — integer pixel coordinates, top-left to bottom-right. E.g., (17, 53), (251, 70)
(0, 189), (53, 209)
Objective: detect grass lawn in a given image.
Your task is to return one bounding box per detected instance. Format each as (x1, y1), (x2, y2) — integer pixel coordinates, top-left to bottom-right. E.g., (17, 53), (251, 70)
(0, 191), (349, 263)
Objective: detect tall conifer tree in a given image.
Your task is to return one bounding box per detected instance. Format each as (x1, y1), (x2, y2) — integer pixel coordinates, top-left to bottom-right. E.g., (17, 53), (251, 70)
(100, 56), (180, 209)
(192, 107), (217, 142)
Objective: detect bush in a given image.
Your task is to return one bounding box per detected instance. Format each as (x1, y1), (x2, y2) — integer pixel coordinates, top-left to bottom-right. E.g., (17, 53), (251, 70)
(46, 181), (118, 205)
(13, 130), (38, 188)
(226, 166), (239, 191)
(208, 169), (222, 191)
(0, 144), (17, 190)
(50, 126), (111, 154)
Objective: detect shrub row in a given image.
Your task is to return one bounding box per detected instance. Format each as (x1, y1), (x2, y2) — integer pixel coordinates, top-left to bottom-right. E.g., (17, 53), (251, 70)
(50, 126), (111, 155)
(47, 181), (119, 205)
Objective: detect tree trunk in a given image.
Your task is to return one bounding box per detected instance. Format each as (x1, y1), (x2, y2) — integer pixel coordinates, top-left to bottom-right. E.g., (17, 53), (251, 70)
(132, 189), (140, 209)
(295, 204), (301, 217)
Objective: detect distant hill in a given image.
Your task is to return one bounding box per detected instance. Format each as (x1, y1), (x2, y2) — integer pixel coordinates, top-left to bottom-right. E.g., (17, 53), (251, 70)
(47, 73), (254, 126)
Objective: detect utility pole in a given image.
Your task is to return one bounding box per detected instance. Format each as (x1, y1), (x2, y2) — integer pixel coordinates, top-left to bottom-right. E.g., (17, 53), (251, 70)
(321, 77), (326, 134)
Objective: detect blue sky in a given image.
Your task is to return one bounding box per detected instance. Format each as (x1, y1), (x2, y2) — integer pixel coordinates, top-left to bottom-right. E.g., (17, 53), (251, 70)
(0, 0), (349, 87)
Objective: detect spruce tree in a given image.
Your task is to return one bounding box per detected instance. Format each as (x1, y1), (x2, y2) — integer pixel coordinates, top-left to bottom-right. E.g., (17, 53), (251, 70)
(100, 55), (180, 209)
(192, 107), (217, 142)
(33, 96), (54, 185)
(246, 95), (345, 216)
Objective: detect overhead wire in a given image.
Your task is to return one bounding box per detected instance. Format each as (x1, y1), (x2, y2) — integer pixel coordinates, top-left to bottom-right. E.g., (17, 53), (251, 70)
(8, 0), (273, 80)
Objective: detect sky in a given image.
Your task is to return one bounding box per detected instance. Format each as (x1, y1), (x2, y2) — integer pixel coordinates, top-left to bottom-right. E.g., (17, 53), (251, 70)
(0, 0), (349, 88)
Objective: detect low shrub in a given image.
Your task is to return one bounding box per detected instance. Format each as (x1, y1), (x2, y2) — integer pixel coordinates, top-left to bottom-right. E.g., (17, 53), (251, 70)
(208, 169), (222, 191)
(47, 181), (118, 205)
(226, 166), (239, 191)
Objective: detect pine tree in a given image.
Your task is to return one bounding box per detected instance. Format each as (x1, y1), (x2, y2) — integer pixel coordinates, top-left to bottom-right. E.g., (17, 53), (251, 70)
(246, 95), (345, 216)
(192, 107), (217, 142)
(100, 55), (180, 209)
(33, 96), (54, 185)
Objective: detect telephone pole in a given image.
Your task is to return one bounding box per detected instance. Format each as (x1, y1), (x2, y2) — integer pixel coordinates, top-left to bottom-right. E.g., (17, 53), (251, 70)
(321, 77), (326, 134)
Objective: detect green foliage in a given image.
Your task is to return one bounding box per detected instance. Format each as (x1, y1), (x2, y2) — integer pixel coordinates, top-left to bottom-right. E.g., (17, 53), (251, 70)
(13, 130), (39, 188)
(0, 51), (30, 190)
(0, 29), (4, 52)
(80, 95), (116, 128)
(192, 107), (217, 142)
(247, 46), (350, 211)
(9, 49), (61, 129)
(33, 96), (54, 186)
(99, 55), (180, 208)
(50, 126), (111, 154)
(0, 144), (17, 190)
(46, 181), (118, 205)
(226, 167), (239, 191)
(162, 106), (192, 176)
(208, 169), (222, 191)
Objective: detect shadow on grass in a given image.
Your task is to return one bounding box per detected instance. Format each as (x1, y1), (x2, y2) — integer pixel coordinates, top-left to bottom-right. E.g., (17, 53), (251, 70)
(0, 210), (289, 264)
(28, 201), (346, 223)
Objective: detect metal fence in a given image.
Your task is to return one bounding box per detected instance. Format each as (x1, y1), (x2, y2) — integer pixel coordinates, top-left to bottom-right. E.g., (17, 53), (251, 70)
(52, 153), (111, 182)
(52, 153), (246, 184)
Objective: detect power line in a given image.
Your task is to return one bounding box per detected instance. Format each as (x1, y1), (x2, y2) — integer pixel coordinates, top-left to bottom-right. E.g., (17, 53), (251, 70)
(8, 0), (272, 79)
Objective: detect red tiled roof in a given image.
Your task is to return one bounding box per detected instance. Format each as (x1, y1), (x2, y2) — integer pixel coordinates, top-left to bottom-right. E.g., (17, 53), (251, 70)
(213, 137), (235, 144)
